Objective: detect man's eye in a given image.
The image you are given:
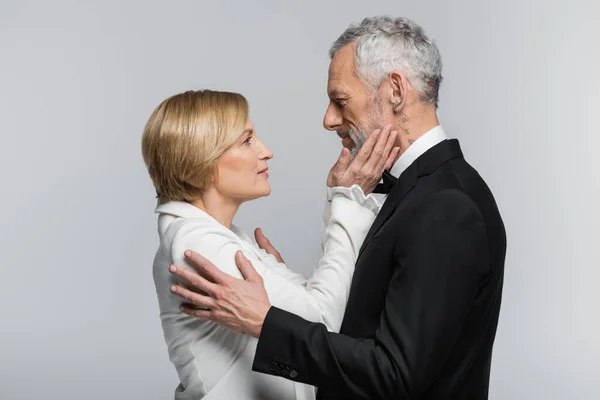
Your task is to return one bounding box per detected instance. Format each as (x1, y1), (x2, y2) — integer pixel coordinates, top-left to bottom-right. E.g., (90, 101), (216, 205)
(336, 99), (347, 107)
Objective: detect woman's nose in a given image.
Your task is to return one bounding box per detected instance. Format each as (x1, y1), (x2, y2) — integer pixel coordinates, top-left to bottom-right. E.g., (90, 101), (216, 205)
(259, 142), (273, 160)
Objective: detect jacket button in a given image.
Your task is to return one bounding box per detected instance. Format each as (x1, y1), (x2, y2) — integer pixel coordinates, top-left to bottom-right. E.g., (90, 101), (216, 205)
(289, 369), (298, 378)
(269, 362), (278, 372)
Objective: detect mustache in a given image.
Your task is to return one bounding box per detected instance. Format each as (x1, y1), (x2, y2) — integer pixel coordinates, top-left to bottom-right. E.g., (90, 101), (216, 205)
(336, 127), (363, 137)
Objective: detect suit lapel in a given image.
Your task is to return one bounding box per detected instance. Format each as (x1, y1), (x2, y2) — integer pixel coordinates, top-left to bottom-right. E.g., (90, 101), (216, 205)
(358, 139), (464, 257)
(359, 164), (417, 256)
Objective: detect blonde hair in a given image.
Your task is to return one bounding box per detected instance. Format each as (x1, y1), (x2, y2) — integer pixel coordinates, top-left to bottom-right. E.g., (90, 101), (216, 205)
(142, 90), (249, 203)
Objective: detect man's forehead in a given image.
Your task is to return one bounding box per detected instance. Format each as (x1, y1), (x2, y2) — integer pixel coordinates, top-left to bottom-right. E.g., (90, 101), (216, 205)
(328, 44), (355, 75)
(327, 43), (358, 96)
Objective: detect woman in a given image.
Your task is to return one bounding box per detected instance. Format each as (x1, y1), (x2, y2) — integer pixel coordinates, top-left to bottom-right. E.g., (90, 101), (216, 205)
(141, 90), (397, 400)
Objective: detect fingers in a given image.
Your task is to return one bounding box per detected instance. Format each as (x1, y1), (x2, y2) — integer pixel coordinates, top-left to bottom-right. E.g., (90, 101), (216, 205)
(364, 125), (395, 171)
(235, 251), (262, 283)
(254, 228), (284, 263)
(169, 264), (220, 297)
(170, 282), (216, 309)
(254, 228), (269, 250)
(184, 250), (226, 284)
(384, 147), (401, 171)
(353, 128), (382, 164)
(374, 130), (398, 172)
(332, 147), (351, 176)
(179, 304), (212, 319)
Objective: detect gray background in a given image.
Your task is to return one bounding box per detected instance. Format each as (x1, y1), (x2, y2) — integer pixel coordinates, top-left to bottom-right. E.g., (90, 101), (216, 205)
(1, 0), (598, 399)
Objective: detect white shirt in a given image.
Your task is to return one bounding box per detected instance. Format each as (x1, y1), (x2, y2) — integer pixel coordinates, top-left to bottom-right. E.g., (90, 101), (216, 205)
(152, 189), (379, 400)
(372, 125), (448, 205)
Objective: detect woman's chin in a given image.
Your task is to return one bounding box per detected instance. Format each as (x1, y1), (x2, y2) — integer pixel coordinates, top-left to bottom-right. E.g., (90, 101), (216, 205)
(247, 185), (271, 200)
(261, 185), (272, 197)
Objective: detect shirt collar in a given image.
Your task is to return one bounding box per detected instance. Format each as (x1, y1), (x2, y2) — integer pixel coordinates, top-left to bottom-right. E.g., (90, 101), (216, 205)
(154, 200), (267, 259)
(389, 125), (448, 179)
(155, 200), (211, 219)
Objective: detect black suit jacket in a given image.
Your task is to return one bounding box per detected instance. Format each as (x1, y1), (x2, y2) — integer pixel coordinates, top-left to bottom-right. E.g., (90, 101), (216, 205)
(253, 139), (507, 399)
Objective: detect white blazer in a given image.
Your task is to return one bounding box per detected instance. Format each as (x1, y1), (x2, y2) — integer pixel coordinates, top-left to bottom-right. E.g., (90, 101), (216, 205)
(152, 187), (379, 400)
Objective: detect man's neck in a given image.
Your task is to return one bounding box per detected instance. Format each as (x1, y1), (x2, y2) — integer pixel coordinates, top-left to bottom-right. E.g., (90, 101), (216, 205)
(394, 105), (439, 157)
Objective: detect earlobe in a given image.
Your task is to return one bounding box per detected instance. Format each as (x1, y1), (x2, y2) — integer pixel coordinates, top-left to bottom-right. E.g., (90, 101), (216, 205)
(389, 72), (404, 112)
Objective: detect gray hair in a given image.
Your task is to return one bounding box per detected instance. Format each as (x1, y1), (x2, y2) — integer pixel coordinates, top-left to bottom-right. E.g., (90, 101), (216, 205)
(330, 16), (443, 105)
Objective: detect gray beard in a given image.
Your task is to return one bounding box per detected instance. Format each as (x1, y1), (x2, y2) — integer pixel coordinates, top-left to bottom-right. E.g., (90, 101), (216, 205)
(348, 128), (369, 160)
(348, 98), (383, 160)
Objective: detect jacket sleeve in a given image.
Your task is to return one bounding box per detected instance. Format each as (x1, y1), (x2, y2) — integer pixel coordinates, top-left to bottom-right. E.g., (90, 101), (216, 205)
(175, 187), (378, 332)
(260, 185), (381, 289)
(252, 189), (491, 399)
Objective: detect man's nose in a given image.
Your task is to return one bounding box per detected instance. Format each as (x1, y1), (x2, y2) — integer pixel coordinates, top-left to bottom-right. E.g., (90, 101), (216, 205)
(323, 103), (343, 131)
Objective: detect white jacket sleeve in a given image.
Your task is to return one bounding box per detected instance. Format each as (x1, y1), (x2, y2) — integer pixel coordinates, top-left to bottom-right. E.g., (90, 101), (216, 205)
(252, 185), (381, 289)
(320, 184), (380, 257)
(172, 186), (379, 332)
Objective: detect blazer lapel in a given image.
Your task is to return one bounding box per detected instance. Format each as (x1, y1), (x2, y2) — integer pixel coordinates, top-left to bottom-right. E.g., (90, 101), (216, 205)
(359, 164), (417, 256)
(358, 139), (464, 257)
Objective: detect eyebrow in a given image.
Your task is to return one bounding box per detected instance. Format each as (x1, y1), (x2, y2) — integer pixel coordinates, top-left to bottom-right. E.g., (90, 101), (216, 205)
(328, 89), (349, 99)
(237, 128), (254, 141)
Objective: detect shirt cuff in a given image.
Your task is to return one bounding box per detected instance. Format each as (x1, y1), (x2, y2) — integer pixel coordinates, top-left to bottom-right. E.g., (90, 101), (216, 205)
(326, 184), (381, 215)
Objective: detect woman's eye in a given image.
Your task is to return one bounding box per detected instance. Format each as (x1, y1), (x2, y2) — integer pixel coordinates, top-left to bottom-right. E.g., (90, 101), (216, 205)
(244, 136), (253, 145)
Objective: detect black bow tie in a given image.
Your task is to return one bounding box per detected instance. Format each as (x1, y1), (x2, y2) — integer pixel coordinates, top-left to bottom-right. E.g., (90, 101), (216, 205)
(373, 170), (397, 194)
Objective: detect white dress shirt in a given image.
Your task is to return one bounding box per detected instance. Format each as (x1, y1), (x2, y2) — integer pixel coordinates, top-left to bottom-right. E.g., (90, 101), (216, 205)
(152, 188), (379, 400)
(373, 125), (448, 205)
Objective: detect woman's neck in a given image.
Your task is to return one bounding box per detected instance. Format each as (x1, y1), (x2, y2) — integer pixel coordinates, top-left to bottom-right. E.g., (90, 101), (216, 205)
(189, 191), (240, 229)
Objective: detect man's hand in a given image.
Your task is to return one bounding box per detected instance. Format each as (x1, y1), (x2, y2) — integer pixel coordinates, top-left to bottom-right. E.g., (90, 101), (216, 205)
(254, 228), (284, 263)
(327, 124), (400, 194)
(168, 250), (271, 337)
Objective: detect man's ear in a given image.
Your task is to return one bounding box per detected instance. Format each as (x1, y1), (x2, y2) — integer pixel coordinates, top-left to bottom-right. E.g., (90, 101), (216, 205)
(389, 71), (408, 112)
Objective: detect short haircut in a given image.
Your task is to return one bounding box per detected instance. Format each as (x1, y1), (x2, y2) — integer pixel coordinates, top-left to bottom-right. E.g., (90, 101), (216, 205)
(142, 90), (249, 203)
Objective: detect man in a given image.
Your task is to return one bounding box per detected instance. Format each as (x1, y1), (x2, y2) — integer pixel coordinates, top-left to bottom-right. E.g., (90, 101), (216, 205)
(169, 16), (506, 399)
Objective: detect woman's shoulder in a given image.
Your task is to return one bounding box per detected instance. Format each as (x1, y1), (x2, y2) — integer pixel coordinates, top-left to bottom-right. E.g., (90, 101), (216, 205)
(171, 217), (240, 249)
(172, 219), (261, 257)
(155, 202), (261, 266)
(169, 221), (261, 281)
(156, 202), (237, 244)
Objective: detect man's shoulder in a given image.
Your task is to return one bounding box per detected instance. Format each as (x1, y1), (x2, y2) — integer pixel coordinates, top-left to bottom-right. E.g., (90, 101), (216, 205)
(394, 162), (485, 221)
(412, 155), (489, 201)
